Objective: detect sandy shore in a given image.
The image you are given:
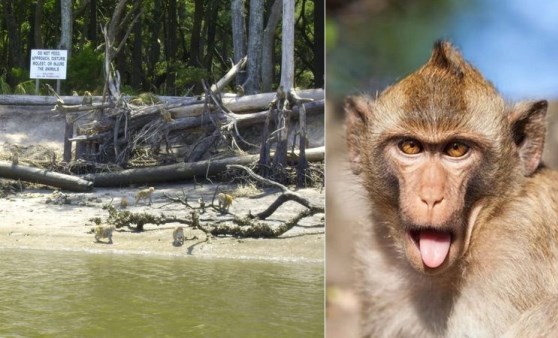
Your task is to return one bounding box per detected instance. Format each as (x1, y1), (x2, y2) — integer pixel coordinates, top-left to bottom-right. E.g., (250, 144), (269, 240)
(0, 183), (324, 264)
(0, 100), (324, 264)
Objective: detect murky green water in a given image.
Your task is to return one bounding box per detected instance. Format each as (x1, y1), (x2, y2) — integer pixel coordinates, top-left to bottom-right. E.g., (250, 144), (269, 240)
(0, 249), (323, 337)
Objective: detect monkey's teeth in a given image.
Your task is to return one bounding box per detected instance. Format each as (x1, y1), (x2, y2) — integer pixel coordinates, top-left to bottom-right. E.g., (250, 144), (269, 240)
(418, 230), (451, 269)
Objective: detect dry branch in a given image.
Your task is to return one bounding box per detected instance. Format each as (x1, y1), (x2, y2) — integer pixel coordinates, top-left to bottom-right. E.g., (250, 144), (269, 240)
(210, 56), (247, 94)
(101, 176), (323, 238)
(100, 204), (191, 232)
(69, 100), (323, 143)
(0, 161), (93, 192)
(227, 164), (324, 219)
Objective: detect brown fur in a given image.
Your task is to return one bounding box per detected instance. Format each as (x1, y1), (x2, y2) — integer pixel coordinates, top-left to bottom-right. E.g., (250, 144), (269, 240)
(173, 226), (185, 246)
(345, 41), (557, 337)
(217, 193), (233, 214)
(94, 225), (115, 244)
(120, 196), (128, 209)
(135, 187), (155, 205)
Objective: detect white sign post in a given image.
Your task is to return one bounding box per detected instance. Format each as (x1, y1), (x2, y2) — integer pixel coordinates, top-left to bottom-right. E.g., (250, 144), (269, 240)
(30, 49), (68, 94)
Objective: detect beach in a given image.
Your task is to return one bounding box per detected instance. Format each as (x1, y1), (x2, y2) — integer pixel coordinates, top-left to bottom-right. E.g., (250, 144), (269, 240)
(0, 183), (324, 263)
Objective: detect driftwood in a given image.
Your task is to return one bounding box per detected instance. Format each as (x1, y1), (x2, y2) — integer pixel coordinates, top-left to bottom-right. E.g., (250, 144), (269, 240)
(0, 94), (198, 106)
(68, 99), (323, 143)
(296, 103), (308, 187)
(210, 56), (247, 93)
(170, 88), (323, 118)
(97, 165), (324, 237)
(227, 164), (323, 219)
(0, 161), (93, 192)
(82, 146), (324, 187)
(204, 165), (324, 237)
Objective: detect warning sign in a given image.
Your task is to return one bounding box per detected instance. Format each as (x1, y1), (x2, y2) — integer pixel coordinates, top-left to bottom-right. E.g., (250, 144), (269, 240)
(30, 49), (68, 79)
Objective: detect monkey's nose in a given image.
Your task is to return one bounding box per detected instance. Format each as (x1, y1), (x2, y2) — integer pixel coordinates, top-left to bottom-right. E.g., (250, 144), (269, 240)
(419, 187), (445, 210)
(420, 194), (444, 208)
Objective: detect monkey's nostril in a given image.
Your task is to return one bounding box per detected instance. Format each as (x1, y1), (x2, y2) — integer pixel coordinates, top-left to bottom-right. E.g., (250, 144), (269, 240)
(420, 195), (444, 208)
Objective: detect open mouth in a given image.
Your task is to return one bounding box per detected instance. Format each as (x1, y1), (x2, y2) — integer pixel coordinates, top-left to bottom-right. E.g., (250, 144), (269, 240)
(408, 228), (454, 269)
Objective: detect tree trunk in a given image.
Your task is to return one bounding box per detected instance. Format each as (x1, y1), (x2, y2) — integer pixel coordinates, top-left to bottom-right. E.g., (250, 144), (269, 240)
(274, 0), (295, 168)
(87, 0), (98, 44)
(231, 0), (247, 87)
(203, 0), (219, 72)
(0, 161), (93, 192)
(83, 147), (323, 187)
(189, 0), (204, 67)
(0, 89), (323, 108)
(59, 0), (73, 59)
(261, 0), (282, 92)
(280, 0), (295, 91)
(34, 0), (45, 48)
(166, 0), (178, 95)
(296, 103), (309, 187)
(245, 0), (264, 94)
(313, 0), (324, 88)
(63, 114), (74, 163)
(3, 2), (23, 86)
(131, 11), (143, 90)
(148, 0), (162, 86)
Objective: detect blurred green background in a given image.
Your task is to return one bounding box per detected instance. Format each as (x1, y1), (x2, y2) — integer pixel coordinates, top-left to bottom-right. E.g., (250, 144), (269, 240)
(326, 0), (558, 103)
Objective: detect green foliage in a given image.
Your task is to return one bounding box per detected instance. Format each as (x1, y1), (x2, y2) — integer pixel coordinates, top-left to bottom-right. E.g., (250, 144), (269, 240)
(326, 21), (338, 52)
(9, 67), (28, 86)
(65, 42), (104, 93)
(120, 85), (137, 96)
(14, 81), (37, 95)
(0, 76), (12, 94)
(297, 70), (314, 89)
(174, 64), (208, 94)
(129, 92), (161, 105)
(155, 60), (208, 94)
(0, 1), (320, 95)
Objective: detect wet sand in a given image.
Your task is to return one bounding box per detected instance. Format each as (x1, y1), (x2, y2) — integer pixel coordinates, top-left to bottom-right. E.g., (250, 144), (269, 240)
(0, 183), (324, 263)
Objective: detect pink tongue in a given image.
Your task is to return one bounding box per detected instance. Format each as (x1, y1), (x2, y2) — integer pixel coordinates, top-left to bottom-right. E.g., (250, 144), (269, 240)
(419, 231), (451, 268)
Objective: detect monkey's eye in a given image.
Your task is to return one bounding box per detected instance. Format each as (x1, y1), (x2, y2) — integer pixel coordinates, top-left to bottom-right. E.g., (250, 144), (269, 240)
(398, 139), (423, 155)
(444, 142), (469, 157)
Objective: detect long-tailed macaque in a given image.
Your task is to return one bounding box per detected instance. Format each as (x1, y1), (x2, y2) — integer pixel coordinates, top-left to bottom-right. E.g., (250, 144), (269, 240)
(120, 196), (129, 209)
(345, 41), (558, 337)
(217, 193), (233, 214)
(173, 226), (185, 246)
(94, 225), (115, 244)
(135, 187), (155, 205)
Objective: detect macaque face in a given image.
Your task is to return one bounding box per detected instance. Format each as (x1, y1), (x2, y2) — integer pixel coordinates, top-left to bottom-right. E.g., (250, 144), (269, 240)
(344, 41), (534, 275)
(381, 131), (485, 273)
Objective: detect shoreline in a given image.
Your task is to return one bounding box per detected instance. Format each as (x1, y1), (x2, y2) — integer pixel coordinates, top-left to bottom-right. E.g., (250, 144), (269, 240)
(0, 184), (324, 264)
(0, 240), (325, 265)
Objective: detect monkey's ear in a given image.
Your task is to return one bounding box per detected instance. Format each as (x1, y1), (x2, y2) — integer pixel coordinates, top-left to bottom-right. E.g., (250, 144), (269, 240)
(345, 95), (371, 175)
(508, 100), (548, 176)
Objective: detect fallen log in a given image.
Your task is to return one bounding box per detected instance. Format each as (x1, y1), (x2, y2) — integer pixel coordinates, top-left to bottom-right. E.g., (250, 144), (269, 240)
(0, 161), (93, 192)
(0, 94), (199, 107)
(0, 95), (103, 106)
(0, 105), (61, 115)
(82, 146), (324, 187)
(69, 100), (324, 143)
(0, 89), (322, 114)
(170, 88), (324, 118)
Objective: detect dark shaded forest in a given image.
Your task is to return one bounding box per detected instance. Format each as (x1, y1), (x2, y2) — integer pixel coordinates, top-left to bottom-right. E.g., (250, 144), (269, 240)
(0, 0), (323, 96)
